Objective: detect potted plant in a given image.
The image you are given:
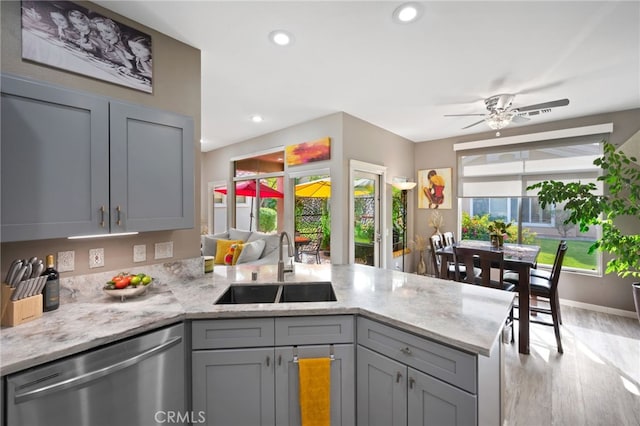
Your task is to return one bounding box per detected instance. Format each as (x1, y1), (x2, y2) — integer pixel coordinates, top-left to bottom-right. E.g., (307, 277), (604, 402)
(487, 219), (512, 248)
(528, 140), (640, 320)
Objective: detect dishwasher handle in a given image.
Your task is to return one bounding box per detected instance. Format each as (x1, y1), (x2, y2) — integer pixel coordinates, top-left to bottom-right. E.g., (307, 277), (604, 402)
(14, 335), (182, 404)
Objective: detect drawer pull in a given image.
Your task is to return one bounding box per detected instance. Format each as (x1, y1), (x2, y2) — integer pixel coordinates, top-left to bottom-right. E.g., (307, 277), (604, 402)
(396, 372), (402, 383)
(400, 346), (412, 356)
(409, 377), (415, 389)
(266, 356), (270, 367)
(278, 355), (282, 366)
(99, 206), (106, 227)
(116, 205), (122, 226)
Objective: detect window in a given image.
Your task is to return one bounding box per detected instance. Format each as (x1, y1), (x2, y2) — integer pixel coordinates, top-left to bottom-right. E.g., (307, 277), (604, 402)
(458, 136), (605, 274)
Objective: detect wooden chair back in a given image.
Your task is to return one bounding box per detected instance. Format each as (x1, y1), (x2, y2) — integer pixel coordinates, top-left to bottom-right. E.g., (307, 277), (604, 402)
(453, 246), (504, 289)
(429, 234), (445, 278)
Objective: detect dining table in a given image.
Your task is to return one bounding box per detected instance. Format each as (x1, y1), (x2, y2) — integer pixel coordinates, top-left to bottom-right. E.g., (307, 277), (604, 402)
(436, 239), (541, 354)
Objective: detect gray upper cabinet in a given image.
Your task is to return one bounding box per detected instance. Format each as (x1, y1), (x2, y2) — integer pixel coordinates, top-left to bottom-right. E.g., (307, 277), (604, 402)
(1, 75), (195, 241)
(110, 101), (194, 232)
(1, 75), (109, 241)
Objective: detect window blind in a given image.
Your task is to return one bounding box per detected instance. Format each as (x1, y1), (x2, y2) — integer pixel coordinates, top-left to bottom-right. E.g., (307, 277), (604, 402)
(457, 134), (606, 198)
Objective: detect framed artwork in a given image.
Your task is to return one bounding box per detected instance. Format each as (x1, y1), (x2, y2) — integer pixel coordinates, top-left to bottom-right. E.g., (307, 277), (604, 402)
(418, 168), (452, 209)
(21, 1), (153, 93)
(286, 137), (331, 166)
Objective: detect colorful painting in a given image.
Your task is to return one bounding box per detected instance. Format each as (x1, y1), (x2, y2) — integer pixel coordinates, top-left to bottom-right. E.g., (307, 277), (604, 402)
(286, 137), (331, 166)
(418, 168), (452, 209)
(21, 1), (153, 93)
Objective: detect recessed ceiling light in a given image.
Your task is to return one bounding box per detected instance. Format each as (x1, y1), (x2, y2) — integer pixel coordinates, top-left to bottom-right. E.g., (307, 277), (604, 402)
(393, 2), (422, 23)
(269, 30), (293, 46)
(251, 115), (263, 123)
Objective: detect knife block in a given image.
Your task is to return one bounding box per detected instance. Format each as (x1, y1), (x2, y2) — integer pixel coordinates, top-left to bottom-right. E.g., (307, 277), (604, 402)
(1, 283), (43, 327)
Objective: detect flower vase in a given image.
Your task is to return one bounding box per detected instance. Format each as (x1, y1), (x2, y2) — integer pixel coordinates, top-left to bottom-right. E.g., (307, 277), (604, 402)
(417, 250), (427, 275)
(490, 234), (504, 248)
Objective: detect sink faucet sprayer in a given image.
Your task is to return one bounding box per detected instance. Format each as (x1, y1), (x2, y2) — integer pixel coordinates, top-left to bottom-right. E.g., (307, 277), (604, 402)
(278, 232), (295, 282)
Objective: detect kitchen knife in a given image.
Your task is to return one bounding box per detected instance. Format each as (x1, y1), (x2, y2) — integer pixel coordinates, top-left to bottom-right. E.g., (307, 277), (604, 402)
(31, 260), (44, 279)
(23, 263), (33, 283)
(5, 260), (23, 286)
(34, 276), (47, 295)
(11, 279), (28, 300)
(24, 278), (38, 298)
(10, 264), (27, 287)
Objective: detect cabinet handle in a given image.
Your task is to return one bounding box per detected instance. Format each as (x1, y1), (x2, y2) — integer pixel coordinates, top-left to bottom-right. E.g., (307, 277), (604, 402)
(396, 372), (402, 383)
(400, 346), (412, 356)
(116, 206), (122, 226)
(278, 355), (282, 366)
(266, 356), (270, 367)
(99, 206), (106, 227)
(409, 377), (415, 389)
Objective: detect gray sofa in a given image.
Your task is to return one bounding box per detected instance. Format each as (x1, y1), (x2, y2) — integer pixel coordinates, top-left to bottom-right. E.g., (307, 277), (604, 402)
(201, 228), (291, 265)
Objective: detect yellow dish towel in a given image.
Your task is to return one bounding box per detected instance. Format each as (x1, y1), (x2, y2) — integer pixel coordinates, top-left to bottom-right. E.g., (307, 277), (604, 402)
(298, 357), (331, 426)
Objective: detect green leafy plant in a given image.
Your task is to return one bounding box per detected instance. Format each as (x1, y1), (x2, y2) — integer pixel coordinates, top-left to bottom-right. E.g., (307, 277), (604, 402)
(258, 207), (277, 232)
(528, 141), (640, 278)
(487, 219), (512, 236)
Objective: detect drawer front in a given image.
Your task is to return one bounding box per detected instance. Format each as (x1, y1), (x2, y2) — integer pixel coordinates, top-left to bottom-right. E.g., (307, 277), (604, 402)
(357, 317), (476, 393)
(192, 318), (275, 349)
(275, 315), (354, 346)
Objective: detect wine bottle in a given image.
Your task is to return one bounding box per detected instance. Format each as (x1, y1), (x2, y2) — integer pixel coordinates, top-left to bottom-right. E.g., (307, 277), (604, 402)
(41, 254), (60, 312)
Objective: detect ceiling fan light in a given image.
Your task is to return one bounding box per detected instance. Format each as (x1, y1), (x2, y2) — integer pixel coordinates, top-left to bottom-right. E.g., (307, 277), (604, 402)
(393, 3), (422, 23)
(486, 112), (513, 130)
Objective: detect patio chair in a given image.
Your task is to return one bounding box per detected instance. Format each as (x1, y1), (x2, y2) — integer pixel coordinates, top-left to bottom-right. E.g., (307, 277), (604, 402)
(297, 231), (323, 264)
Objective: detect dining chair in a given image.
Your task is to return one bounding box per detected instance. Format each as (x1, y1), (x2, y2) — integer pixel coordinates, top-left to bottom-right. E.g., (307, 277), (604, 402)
(452, 246), (516, 341)
(443, 231), (456, 247)
(297, 230), (323, 264)
(429, 234), (458, 279)
(505, 240), (566, 323)
(505, 241), (568, 353)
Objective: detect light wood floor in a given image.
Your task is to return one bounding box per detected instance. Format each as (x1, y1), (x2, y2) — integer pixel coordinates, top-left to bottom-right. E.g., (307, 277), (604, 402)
(503, 305), (640, 426)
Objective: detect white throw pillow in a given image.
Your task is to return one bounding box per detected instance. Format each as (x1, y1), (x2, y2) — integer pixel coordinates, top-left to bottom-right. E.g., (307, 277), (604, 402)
(236, 239), (266, 264)
(247, 232), (280, 255)
(229, 228), (252, 242)
(202, 236), (223, 256)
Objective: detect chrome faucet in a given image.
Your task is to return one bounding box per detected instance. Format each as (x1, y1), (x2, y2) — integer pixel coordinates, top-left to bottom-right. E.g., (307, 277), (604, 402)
(277, 231), (295, 282)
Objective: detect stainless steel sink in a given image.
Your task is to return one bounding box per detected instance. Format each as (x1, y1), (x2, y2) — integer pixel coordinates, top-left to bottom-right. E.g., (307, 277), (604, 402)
(214, 284), (280, 304)
(214, 281), (336, 304)
(280, 282), (337, 303)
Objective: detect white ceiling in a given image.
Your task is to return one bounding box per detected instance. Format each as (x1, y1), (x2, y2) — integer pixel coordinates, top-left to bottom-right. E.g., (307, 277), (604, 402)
(93, 1), (640, 152)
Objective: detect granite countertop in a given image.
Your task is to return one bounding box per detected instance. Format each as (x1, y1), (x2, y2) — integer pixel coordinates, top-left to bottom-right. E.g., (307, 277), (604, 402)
(0, 258), (514, 376)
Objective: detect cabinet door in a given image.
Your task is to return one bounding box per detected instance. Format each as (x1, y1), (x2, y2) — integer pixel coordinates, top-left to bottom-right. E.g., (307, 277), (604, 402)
(275, 344), (355, 426)
(407, 367), (477, 426)
(192, 348), (275, 426)
(356, 346), (407, 426)
(1, 75), (109, 241)
(110, 101), (194, 232)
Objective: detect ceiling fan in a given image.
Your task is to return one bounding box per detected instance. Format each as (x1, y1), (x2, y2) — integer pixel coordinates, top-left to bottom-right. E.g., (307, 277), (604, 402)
(445, 94), (570, 132)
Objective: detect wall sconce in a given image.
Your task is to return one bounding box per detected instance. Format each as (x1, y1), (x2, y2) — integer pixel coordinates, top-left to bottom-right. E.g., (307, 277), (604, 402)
(392, 181), (417, 272)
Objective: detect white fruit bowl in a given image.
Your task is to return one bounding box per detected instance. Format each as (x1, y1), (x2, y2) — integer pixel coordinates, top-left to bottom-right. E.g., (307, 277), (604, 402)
(104, 283), (152, 301)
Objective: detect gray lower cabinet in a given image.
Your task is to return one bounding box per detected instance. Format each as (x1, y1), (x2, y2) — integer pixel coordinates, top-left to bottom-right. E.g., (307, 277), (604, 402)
(191, 316), (355, 426)
(0, 74), (194, 241)
(357, 317), (488, 426)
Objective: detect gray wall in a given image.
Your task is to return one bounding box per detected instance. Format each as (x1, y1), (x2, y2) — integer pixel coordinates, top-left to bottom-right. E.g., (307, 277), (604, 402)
(1, 1), (201, 276)
(201, 112), (415, 265)
(415, 108), (640, 312)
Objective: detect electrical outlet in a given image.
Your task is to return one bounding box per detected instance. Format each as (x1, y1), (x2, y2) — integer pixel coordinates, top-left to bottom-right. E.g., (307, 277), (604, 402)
(154, 241), (173, 259)
(133, 244), (146, 263)
(57, 250), (75, 272)
(89, 248), (105, 268)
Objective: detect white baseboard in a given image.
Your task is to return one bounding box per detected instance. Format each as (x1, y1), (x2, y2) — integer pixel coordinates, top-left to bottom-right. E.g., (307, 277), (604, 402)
(559, 298), (637, 319)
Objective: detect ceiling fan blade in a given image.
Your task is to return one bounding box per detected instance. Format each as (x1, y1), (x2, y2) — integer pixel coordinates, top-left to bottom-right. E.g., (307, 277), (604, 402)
(516, 98), (569, 112)
(462, 119), (486, 129)
(444, 113), (486, 117)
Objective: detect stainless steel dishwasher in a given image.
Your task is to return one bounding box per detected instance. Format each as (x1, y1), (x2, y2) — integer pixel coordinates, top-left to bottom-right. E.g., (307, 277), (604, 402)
(6, 322), (186, 426)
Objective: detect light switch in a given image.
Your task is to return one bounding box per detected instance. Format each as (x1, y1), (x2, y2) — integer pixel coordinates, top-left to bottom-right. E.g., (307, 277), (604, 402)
(154, 241), (173, 259)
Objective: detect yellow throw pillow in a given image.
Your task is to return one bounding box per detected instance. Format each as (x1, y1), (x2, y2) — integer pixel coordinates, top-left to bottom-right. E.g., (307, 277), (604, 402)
(215, 239), (243, 264)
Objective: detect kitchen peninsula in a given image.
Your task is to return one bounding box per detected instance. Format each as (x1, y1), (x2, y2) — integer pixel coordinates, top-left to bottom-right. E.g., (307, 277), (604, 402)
(1, 260), (514, 425)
